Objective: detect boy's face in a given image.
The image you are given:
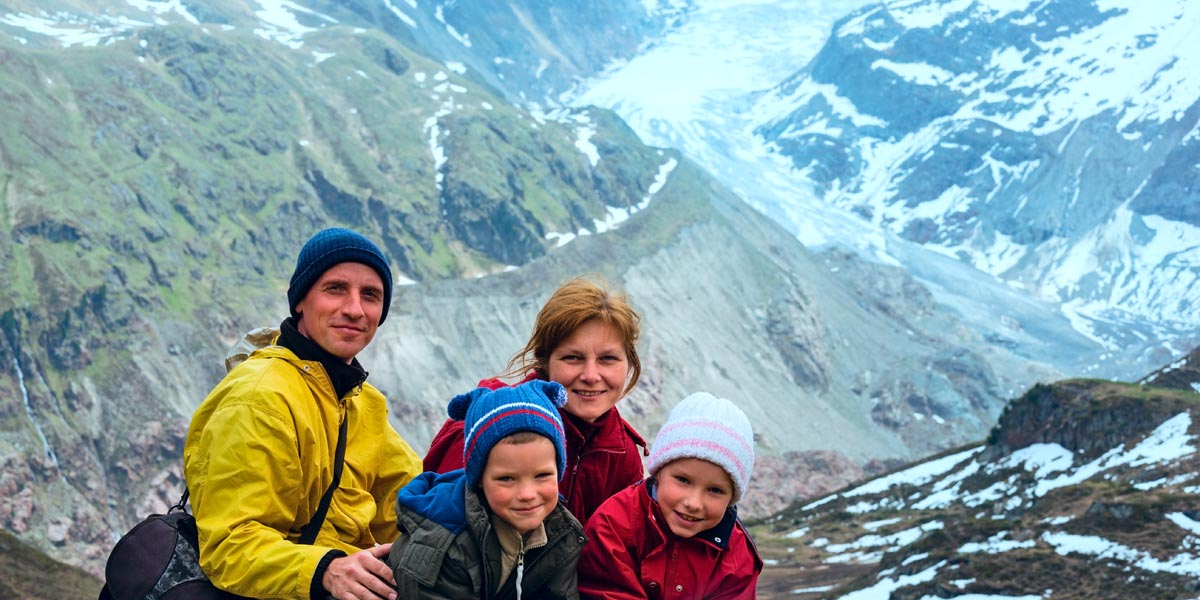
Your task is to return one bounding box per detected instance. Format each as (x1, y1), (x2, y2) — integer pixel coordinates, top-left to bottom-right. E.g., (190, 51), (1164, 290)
(654, 458), (733, 538)
(481, 436), (559, 534)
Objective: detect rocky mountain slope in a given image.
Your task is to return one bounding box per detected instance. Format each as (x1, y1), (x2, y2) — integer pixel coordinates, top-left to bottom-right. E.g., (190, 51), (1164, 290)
(364, 156), (1061, 519)
(751, 346), (1200, 599)
(751, 0), (1200, 364)
(0, 0), (1061, 580)
(0, 527), (100, 598)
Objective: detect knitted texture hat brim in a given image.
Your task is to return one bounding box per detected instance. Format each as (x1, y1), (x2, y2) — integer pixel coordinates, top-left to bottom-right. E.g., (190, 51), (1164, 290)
(287, 228), (393, 324)
(647, 392), (755, 503)
(451, 380), (569, 488)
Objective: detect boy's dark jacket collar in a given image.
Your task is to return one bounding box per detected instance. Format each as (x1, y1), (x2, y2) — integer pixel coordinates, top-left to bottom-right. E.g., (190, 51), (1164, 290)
(278, 317), (368, 400)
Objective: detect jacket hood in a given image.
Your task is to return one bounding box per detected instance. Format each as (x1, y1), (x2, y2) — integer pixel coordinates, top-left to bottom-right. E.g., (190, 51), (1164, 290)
(397, 470), (470, 535)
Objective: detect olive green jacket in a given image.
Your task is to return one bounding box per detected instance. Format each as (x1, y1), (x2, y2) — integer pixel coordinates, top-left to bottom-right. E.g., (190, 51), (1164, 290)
(389, 470), (585, 599)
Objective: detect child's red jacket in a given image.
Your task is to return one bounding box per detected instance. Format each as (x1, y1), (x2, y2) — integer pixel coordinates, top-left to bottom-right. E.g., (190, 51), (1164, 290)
(578, 480), (763, 600)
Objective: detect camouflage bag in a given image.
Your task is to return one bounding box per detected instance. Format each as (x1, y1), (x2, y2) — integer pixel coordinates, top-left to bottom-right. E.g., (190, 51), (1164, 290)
(98, 491), (243, 599)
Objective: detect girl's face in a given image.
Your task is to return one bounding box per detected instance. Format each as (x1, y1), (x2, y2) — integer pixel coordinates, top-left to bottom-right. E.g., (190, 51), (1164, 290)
(654, 458), (733, 538)
(547, 320), (629, 422)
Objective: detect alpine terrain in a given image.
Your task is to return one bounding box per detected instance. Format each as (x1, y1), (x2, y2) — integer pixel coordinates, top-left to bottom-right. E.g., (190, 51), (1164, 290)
(0, 0), (1193, 597)
(568, 0), (1199, 378)
(750, 347), (1200, 599)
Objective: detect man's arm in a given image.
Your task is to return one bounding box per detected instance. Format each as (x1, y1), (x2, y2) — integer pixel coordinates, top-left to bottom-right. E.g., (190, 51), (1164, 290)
(191, 401), (334, 599)
(361, 384), (424, 545)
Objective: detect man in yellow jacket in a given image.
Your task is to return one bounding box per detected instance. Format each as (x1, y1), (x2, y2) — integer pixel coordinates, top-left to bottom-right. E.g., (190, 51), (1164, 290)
(184, 228), (421, 600)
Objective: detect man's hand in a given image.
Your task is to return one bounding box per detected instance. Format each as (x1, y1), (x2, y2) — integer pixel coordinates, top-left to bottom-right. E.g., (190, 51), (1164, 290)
(322, 544), (397, 600)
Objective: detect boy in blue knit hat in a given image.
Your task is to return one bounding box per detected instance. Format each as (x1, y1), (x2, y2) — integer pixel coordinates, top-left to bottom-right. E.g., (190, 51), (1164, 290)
(388, 380), (585, 599)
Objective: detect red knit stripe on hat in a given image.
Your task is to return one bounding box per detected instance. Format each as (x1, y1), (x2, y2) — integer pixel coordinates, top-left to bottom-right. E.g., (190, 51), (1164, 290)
(652, 438), (750, 483)
(465, 408), (566, 461)
(655, 418), (754, 454)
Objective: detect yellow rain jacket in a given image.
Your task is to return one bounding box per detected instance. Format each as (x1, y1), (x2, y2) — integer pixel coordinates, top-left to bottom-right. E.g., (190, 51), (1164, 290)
(183, 344), (421, 599)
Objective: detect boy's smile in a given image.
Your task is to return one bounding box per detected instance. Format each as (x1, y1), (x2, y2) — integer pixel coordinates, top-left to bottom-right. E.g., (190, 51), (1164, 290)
(654, 458), (733, 538)
(481, 436), (560, 534)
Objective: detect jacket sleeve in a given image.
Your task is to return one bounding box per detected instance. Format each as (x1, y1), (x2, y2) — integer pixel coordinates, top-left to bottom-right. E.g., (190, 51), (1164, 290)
(392, 558), (472, 600)
(578, 504), (648, 600)
(707, 568), (760, 600)
(389, 520), (479, 600)
(366, 395), (424, 544)
(422, 419), (467, 472)
(707, 528), (763, 600)
(190, 400), (330, 599)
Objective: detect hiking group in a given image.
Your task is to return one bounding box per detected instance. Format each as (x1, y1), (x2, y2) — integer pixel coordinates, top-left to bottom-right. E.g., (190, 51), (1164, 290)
(181, 227), (763, 599)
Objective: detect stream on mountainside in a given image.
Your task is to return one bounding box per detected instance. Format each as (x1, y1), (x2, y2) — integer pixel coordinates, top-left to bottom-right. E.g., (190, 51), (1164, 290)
(13, 356), (60, 470)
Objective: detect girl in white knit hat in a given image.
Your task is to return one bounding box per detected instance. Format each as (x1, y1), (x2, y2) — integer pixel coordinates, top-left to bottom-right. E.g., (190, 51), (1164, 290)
(577, 392), (763, 599)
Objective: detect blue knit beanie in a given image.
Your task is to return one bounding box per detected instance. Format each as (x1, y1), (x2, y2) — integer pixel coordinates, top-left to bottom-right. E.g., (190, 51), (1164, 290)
(450, 380), (568, 488)
(287, 228), (394, 324)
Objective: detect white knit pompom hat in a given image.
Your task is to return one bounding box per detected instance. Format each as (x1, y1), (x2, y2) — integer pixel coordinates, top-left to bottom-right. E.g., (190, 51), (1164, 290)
(647, 392), (755, 503)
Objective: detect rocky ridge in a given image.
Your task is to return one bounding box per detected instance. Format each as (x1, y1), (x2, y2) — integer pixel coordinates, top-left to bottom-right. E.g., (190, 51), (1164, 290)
(752, 347), (1200, 599)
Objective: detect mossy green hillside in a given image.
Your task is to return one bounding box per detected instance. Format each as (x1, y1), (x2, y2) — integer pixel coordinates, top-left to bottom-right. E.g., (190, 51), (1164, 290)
(0, 18), (675, 579)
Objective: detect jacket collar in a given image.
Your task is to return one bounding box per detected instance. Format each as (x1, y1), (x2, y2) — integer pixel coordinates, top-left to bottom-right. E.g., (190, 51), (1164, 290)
(278, 317), (367, 400)
(396, 470), (471, 535)
(562, 405), (648, 452)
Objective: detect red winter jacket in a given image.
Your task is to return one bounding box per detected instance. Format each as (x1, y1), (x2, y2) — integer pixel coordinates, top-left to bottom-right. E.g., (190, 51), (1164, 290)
(423, 373), (648, 524)
(578, 480), (762, 600)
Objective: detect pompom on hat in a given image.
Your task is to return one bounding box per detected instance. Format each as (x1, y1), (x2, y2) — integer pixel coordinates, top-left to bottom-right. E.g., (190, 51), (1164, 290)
(450, 380), (569, 488)
(647, 392), (756, 503)
(287, 228), (394, 324)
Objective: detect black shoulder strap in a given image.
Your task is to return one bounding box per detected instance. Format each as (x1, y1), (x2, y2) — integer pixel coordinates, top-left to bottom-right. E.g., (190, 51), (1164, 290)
(180, 408), (348, 545)
(299, 413), (348, 545)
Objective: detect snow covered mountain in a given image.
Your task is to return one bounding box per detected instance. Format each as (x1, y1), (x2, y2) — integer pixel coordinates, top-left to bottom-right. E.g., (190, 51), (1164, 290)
(0, 0), (1073, 579)
(749, 0), (1200, 364)
(751, 346), (1200, 599)
(566, 0), (1198, 377)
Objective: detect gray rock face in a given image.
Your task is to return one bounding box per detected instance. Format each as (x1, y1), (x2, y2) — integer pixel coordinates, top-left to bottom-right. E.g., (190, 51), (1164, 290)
(367, 158), (1057, 498)
(325, 0), (679, 102)
(754, 363), (1200, 599)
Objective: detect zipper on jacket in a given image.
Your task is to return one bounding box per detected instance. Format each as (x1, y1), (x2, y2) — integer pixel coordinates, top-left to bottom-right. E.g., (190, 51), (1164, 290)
(515, 534), (525, 600)
(494, 513), (577, 600)
(566, 443), (583, 507)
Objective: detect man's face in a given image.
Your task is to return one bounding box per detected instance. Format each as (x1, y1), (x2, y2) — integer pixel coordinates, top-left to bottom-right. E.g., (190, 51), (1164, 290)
(295, 262), (384, 363)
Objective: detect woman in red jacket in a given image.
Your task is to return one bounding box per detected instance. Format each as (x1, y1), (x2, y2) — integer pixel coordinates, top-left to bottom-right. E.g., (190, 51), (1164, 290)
(423, 276), (648, 524)
(578, 392), (763, 600)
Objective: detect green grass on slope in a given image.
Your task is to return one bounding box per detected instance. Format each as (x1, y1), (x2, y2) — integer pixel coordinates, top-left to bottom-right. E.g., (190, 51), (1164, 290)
(0, 528), (102, 599)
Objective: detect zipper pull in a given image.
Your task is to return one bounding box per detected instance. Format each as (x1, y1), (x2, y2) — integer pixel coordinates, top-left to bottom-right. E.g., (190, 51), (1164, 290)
(516, 535), (525, 600)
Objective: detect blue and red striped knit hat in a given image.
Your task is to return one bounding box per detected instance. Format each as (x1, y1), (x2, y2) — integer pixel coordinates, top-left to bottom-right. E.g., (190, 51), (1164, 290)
(648, 392), (756, 503)
(450, 380), (568, 488)
(287, 228), (394, 324)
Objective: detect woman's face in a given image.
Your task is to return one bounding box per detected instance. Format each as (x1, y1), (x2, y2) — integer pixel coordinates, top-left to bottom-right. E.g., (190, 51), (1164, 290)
(547, 320), (630, 422)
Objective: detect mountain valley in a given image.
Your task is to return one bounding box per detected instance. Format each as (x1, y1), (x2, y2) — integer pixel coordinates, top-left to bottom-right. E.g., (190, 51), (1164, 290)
(0, 1), (1194, 597)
